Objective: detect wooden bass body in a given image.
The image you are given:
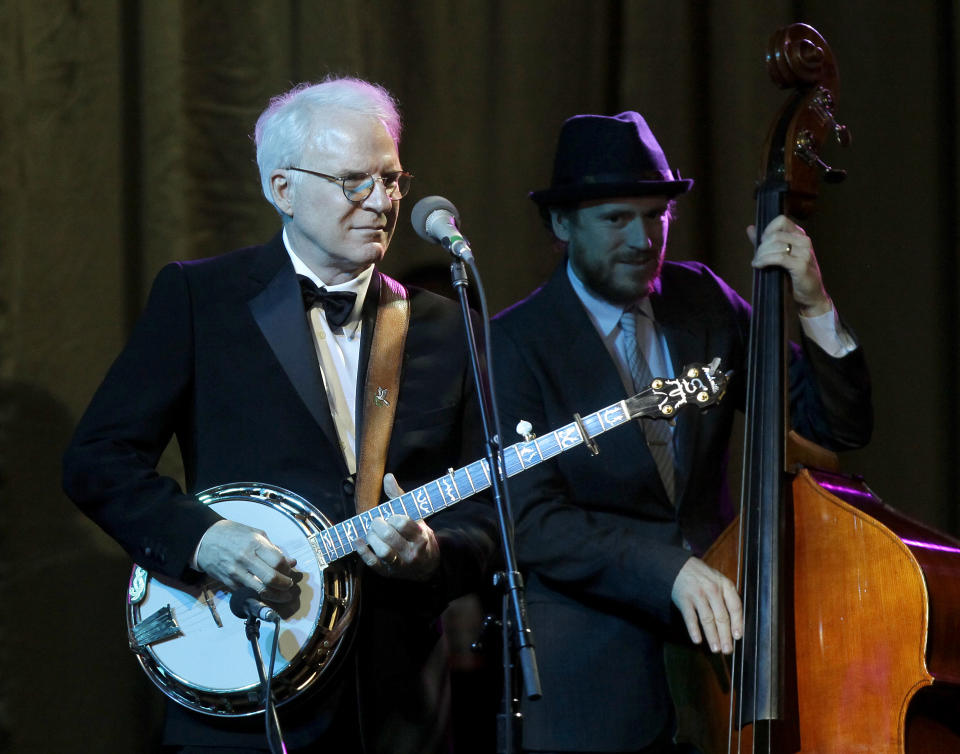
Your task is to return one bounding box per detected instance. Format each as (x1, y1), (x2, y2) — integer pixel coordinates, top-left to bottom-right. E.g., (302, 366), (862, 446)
(668, 466), (960, 752)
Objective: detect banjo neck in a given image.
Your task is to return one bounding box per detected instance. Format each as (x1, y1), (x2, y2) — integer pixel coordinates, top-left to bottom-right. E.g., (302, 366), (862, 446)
(309, 360), (729, 566)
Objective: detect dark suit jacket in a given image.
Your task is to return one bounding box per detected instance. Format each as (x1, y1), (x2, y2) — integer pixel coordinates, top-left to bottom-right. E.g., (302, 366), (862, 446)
(490, 261), (872, 751)
(62, 233), (499, 753)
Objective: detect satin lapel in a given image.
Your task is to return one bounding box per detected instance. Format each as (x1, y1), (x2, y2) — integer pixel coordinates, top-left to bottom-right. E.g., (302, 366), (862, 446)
(246, 240), (341, 453)
(649, 270), (708, 507)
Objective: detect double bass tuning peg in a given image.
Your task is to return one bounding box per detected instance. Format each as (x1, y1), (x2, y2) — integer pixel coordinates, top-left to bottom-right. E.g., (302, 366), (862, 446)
(794, 86), (851, 183)
(833, 122), (852, 148)
(794, 129), (848, 184)
(809, 88), (852, 147)
(822, 165), (848, 185)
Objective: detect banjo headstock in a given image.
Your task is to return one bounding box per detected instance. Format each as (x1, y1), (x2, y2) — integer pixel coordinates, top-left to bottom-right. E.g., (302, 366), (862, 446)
(624, 357), (731, 421)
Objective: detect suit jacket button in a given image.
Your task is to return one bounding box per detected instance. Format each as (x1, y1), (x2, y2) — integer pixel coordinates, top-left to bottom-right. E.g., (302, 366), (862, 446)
(342, 478), (355, 496)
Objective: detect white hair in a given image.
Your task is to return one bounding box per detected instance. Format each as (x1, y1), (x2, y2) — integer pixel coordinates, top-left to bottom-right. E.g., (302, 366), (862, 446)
(254, 76), (402, 214)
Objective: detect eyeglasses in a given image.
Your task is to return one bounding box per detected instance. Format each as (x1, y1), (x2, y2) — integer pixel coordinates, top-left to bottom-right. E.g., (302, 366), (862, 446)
(287, 167), (413, 203)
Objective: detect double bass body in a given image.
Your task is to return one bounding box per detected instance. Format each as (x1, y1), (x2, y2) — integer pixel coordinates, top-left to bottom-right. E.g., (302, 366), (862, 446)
(667, 23), (960, 754)
(671, 459), (960, 753)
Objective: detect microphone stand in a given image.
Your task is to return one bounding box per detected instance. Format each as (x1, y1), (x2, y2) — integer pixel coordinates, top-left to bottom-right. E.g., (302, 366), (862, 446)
(244, 616), (287, 754)
(444, 242), (541, 754)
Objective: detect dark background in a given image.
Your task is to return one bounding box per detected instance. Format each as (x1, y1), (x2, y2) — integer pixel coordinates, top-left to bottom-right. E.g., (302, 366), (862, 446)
(1, 2), (957, 751)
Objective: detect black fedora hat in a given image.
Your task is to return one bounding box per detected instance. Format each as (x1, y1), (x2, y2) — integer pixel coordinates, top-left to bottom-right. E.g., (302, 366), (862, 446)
(530, 111), (694, 207)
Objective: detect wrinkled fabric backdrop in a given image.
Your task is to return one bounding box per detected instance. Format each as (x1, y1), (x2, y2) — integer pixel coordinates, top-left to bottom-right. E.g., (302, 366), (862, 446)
(1, 2), (957, 752)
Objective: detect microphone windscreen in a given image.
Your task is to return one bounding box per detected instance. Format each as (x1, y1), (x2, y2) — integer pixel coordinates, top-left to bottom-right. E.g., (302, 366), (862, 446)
(411, 195), (460, 243)
(228, 587), (259, 620)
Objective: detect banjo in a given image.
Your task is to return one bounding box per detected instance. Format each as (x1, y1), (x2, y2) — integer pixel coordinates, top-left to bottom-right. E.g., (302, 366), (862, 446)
(125, 359), (730, 717)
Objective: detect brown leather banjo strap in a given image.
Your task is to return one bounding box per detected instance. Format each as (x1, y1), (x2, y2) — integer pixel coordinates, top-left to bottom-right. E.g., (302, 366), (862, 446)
(354, 273), (410, 514)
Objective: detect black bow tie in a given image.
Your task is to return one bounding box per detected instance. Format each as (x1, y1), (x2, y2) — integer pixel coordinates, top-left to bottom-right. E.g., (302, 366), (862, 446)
(297, 275), (357, 328)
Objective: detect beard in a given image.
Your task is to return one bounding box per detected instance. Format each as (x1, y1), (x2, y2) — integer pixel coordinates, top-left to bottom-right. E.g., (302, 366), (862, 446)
(571, 248), (664, 305)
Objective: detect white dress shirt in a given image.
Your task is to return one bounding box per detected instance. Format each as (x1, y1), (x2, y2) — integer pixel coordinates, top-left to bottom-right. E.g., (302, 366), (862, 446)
(285, 228), (374, 473)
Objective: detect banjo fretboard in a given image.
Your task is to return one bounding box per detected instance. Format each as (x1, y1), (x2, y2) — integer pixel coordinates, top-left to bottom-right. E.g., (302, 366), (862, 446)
(309, 359), (728, 565)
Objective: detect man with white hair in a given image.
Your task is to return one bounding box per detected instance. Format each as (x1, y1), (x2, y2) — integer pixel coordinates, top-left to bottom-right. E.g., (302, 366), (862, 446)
(63, 77), (498, 753)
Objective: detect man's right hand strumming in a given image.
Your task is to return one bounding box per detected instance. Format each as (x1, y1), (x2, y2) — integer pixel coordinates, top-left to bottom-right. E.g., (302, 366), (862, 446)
(196, 519), (299, 602)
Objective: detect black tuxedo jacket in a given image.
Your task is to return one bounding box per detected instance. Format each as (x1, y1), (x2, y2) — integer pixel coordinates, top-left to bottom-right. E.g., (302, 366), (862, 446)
(490, 261), (872, 751)
(63, 233), (498, 752)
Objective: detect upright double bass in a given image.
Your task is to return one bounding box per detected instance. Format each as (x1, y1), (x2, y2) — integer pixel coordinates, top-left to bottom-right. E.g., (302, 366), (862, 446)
(668, 23), (960, 753)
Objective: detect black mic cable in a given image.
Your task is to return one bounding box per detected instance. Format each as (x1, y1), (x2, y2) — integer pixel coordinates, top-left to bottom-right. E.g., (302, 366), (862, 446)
(235, 589), (287, 754)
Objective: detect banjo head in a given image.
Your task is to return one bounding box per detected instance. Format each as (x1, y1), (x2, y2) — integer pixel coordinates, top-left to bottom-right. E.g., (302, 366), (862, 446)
(126, 483), (357, 717)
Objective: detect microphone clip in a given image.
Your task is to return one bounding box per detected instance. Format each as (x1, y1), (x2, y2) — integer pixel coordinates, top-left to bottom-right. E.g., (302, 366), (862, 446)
(441, 234), (473, 262)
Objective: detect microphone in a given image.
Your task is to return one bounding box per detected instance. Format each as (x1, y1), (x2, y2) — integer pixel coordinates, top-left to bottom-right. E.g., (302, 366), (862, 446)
(229, 588), (279, 622)
(411, 196), (473, 261)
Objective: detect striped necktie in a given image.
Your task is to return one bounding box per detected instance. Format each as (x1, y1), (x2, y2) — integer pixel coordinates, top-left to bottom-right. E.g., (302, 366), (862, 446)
(619, 307), (676, 503)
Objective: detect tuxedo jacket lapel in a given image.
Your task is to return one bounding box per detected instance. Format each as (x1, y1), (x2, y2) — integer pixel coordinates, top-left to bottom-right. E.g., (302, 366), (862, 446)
(246, 237), (343, 461)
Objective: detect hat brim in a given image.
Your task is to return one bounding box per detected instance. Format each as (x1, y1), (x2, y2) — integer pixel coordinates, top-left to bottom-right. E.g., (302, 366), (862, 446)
(529, 178), (694, 207)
